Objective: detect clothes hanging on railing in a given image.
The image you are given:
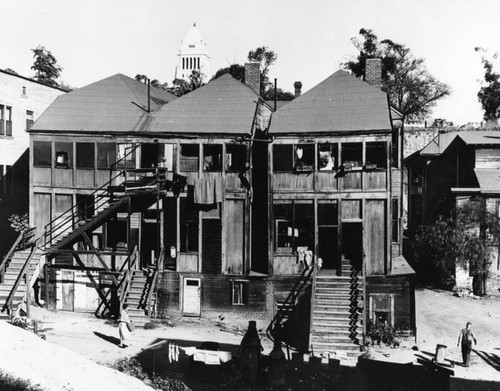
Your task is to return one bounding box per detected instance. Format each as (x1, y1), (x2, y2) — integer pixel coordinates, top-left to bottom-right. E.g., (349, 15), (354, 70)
(194, 177), (223, 204)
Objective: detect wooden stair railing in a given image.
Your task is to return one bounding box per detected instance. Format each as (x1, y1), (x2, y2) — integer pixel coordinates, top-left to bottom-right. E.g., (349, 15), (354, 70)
(266, 264), (314, 341)
(118, 247), (139, 309)
(2, 237), (40, 315)
(0, 227), (36, 284)
(146, 247), (164, 318)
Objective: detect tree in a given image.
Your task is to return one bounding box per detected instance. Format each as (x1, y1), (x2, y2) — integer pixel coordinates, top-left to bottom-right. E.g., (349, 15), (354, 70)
(261, 86), (295, 101)
(31, 45), (62, 87)
(212, 64), (245, 83)
(3, 68), (18, 75)
(413, 197), (499, 296)
(170, 70), (204, 97)
(344, 28), (451, 121)
(475, 47), (500, 121)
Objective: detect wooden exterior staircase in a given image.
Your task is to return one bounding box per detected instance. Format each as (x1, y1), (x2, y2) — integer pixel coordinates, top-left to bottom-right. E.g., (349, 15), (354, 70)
(309, 257), (363, 355)
(0, 228), (42, 320)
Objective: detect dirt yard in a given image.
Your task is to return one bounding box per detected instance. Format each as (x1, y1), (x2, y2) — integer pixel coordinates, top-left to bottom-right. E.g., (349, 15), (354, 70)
(1, 287), (500, 390)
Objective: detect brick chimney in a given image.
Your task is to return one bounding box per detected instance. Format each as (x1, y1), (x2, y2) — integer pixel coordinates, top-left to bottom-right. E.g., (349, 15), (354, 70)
(294, 81), (302, 97)
(245, 62), (260, 95)
(365, 58), (382, 88)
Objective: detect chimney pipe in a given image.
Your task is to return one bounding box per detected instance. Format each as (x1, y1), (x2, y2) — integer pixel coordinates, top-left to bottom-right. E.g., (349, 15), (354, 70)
(274, 78), (277, 111)
(294, 81), (302, 98)
(147, 79), (151, 113)
(245, 62), (260, 96)
(365, 58), (382, 88)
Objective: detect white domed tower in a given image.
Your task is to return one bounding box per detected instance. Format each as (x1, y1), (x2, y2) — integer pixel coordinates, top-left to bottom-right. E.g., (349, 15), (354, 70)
(175, 23), (212, 82)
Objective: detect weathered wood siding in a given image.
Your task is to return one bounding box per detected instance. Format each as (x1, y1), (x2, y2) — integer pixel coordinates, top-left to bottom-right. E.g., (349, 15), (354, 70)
(475, 148), (500, 169)
(156, 271), (180, 316)
(364, 200), (386, 275)
(33, 193), (51, 238)
(225, 199), (245, 274)
(366, 276), (414, 328)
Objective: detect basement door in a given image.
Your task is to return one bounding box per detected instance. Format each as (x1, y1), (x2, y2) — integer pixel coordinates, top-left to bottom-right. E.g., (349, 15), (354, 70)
(183, 278), (201, 316)
(61, 271), (74, 311)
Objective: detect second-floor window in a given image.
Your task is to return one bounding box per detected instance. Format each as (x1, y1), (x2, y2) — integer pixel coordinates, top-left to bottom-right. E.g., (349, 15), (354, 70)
(0, 105), (12, 137)
(97, 143), (116, 169)
(26, 110), (34, 130)
(203, 144), (222, 171)
(33, 141), (52, 167)
(76, 143), (95, 169)
(55, 142), (73, 168)
(180, 144), (199, 172)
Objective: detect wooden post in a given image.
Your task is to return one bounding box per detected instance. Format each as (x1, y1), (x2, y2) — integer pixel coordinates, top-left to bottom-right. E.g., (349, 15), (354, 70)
(25, 263), (31, 319)
(45, 265), (49, 309)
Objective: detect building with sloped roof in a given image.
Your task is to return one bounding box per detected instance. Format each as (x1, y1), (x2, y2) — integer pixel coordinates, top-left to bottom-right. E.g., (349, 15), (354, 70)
(406, 130), (500, 293)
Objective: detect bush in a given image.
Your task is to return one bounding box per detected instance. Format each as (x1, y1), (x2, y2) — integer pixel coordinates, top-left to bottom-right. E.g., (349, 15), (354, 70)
(0, 370), (43, 391)
(143, 322), (158, 330)
(366, 320), (398, 347)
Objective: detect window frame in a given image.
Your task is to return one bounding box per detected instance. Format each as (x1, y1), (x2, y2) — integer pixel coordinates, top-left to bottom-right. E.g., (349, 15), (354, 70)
(54, 142), (73, 169)
(179, 143), (200, 172)
(33, 141), (52, 167)
(370, 293), (394, 325)
(273, 200), (314, 253)
(231, 279), (249, 305)
(203, 144), (223, 172)
(76, 142), (95, 169)
(96, 143), (116, 169)
(225, 143), (247, 172)
(318, 143), (338, 171)
(365, 141), (387, 170)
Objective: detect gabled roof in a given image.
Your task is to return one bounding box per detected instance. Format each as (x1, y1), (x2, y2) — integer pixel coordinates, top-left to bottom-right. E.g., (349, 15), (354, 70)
(420, 130), (500, 156)
(30, 74), (176, 133)
(148, 74), (259, 135)
(269, 70), (391, 134)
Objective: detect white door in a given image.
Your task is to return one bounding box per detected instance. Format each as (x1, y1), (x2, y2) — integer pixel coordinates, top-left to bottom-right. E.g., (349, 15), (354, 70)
(183, 278), (201, 316)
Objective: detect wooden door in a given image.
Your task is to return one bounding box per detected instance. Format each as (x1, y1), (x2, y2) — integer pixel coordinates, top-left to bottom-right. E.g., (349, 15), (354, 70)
(183, 278), (201, 316)
(33, 193), (51, 239)
(201, 219), (222, 274)
(226, 200), (245, 274)
(364, 200), (386, 275)
(61, 271), (74, 311)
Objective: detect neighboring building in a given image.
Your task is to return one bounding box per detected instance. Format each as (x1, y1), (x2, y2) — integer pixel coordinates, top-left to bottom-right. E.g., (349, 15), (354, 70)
(406, 130), (500, 291)
(175, 23), (212, 83)
(1, 60), (415, 356)
(0, 69), (66, 180)
(0, 69), (66, 260)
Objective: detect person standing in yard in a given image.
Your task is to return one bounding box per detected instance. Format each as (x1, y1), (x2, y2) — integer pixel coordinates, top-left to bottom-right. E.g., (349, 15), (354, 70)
(457, 322), (477, 367)
(118, 304), (132, 348)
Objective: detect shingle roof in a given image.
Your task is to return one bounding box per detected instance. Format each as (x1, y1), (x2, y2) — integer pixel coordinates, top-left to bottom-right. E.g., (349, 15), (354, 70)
(30, 74), (176, 133)
(474, 169), (500, 194)
(148, 74), (259, 135)
(420, 131), (500, 156)
(269, 70), (391, 134)
(419, 132), (458, 156)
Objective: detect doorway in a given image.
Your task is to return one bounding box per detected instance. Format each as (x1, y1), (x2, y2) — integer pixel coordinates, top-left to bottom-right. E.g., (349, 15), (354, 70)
(183, 278), (201, 316)
(61, 270), (75, 311)
(141, 143), (164, 169)
(341, 222), (363, 273)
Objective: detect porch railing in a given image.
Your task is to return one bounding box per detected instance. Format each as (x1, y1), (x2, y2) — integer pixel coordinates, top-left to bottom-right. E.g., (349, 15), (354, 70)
(0, 227), (36, 283)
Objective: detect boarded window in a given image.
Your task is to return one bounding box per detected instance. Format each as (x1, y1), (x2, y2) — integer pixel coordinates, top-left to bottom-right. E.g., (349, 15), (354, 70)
(341, 200), (362, 220)
(34, 141), (52, 167)
(55, 142), (73, 168)
(273, 200), (313, 252)
(203, 144), (222, 171)
(318, 143), (337, 171)
(180, 144), (199, 172)
(366, 142), (387, 169)
(273, 144), (293, 172)
(97, 143), (116, 169)
(341, 143), (362, 170)
(294, 144), (315, 172)
(226, 144), (247, 172)
(180, 197), (199, 252)
(76, 143), (95, 169)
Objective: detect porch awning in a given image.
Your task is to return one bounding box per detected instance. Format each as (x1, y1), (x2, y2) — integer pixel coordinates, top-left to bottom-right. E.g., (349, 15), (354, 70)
(388, 256), (415, 277)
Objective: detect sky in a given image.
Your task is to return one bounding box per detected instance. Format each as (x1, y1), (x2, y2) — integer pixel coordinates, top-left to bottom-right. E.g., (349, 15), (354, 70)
(1, 0), (499, 126)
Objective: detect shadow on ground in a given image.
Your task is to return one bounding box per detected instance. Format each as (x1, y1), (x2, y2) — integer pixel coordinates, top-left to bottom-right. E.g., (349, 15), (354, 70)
(473, 349), (500, 372)
(94, 331), (120, 346)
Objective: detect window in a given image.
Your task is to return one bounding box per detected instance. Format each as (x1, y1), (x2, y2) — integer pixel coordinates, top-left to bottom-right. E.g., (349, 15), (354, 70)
(341, 143), (362, 170)
(392, 130), (399, 168)
(232, 280), (248, 305)
(371, 294), (393, 324)
(318, 143), (338, 171)
(26, 110), (34, 130)
(273, 144), (293, 172)
(5, 106), (12, 137)
(0, 105), (4, 136)
(160, 144), (174, 171)
(97, 143), (116, 169)
(180, 197), (199, 252)
(76, 143), (95, 169)
(366, 142), (387, 169)
(116, 143), (136, 169)
(226, 144), (247, 172)
(274, 200), (314, 253)
(203, 144), (222, 171)
(33, 141), (52, 167)
(392, 198), (399, 242)
(55, 142), (73, 168)
(294, 144), (315, 172)
(180, 144), (199, 172)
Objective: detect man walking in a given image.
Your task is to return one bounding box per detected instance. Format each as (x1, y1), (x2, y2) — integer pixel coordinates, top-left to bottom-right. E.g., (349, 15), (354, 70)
(457, 322), (477, 367)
